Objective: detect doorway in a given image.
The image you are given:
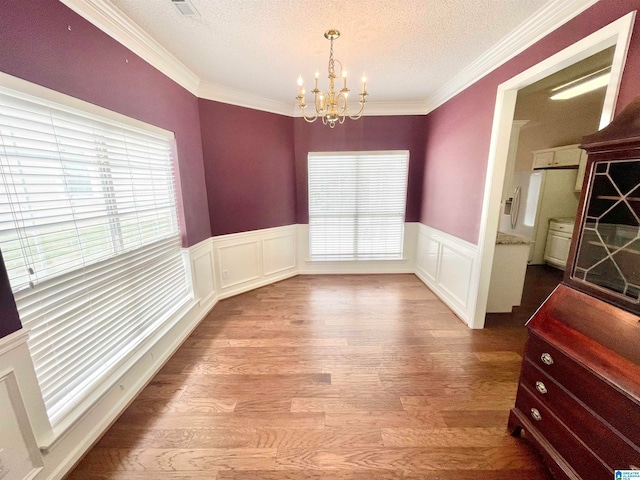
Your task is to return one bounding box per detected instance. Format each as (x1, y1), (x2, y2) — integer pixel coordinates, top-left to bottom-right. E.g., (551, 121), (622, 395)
(470, 11), (636, 329)
(486, 47), (615, 321)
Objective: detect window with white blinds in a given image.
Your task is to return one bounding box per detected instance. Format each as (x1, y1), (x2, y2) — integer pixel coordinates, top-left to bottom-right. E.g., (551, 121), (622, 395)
(0, 85), (190, 426)
(308, 151), (409, 261)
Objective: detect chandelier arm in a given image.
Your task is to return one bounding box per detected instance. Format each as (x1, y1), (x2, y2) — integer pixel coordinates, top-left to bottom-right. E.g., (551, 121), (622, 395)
(348, 94), (368, 120)
(298, 103), (319, 122)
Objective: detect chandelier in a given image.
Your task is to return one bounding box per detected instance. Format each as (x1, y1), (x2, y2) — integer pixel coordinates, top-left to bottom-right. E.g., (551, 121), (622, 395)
(296, 30), (368, 128)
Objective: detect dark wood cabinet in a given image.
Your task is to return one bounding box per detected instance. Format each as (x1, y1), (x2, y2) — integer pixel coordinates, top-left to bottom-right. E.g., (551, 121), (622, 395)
(508, 97), (640, 479)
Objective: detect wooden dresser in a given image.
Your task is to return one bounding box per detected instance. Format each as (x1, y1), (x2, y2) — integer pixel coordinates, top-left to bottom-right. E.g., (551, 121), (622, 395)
(508, 97), (640, 479)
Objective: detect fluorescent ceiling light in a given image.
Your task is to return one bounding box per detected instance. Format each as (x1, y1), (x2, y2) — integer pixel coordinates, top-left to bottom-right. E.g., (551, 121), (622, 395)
(550, 72), (610, 100)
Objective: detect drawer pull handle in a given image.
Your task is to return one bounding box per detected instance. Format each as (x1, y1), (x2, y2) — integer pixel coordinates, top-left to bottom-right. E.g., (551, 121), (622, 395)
(530, 408), (542, 421)
(535, 381), (548, 394)
(541, 353), (554, 365)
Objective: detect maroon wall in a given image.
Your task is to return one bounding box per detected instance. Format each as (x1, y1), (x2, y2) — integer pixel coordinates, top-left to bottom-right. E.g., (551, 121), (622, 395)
(199, 100), (297, 236)
(294, 115), (427, 223)
(0, 0), (211, 247)
(0, 251), (21, 337)
(420, 0), (640, 244)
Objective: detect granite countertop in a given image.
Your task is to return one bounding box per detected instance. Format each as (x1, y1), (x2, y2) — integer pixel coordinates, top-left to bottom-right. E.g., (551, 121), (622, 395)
(496, 231), (531, 245)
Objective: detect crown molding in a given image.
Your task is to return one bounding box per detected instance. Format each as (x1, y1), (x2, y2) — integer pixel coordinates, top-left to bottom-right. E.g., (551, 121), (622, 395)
(361, 101), (428, 116)
(199, 85), (427, 117)
(198, 82), (293, 116)
(423, 0), (600, 114)
(59, 0), (201, 95)
(59, 0), (600, 117)
(290, 101), (429, 118)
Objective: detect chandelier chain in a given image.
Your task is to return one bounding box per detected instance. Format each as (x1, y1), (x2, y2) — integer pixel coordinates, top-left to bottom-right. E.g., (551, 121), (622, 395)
(328, 38), (335, 78)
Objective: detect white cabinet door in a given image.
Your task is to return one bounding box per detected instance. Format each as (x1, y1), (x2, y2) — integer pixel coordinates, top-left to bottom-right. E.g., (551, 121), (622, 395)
(544, 231), (572, 269)
(554, 147), (582, 167)
(533, 151), (554, 168)
(532, 144), (582, 170)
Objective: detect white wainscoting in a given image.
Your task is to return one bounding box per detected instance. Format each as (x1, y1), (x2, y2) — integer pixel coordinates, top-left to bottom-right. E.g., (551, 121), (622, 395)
(212, 225), (298, 299)
(186, 239), (218, 311)
(297, 223), (418, 274)
(415, 224), (479, 326)
(0, 330), (45, 480)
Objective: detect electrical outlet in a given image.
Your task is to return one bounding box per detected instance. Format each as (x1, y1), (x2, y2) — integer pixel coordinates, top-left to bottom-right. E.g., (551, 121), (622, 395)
(0, 449), (8, 480)
(222, 270), (229, 280)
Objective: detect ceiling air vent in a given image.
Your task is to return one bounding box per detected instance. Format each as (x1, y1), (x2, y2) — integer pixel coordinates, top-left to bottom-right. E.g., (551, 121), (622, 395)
(170, 0), (199, 16)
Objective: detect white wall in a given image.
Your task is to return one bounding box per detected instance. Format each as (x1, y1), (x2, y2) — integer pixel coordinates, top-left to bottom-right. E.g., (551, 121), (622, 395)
(0, 221), (479, 480)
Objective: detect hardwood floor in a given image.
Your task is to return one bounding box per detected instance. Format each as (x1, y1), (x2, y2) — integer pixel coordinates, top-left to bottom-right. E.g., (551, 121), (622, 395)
(67, 274), (552, 479)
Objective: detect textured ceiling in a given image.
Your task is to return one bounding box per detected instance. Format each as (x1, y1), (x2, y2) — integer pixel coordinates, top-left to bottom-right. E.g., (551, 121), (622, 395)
(108, 0), (554, 105)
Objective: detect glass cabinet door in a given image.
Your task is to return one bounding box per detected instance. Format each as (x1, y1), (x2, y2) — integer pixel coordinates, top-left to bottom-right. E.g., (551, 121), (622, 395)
(572, 158), (640, 303)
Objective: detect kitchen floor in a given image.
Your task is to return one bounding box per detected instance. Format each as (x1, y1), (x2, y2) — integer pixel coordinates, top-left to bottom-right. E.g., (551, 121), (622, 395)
(485, 265), (564, 327)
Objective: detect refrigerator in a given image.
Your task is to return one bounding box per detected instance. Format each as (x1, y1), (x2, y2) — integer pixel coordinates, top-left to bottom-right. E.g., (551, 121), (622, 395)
(499, 168), (580, 264)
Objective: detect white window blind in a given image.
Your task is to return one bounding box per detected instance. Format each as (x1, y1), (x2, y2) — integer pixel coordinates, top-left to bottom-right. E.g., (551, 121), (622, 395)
(308, 151), (409, 260)
(0, 86), (190, 426)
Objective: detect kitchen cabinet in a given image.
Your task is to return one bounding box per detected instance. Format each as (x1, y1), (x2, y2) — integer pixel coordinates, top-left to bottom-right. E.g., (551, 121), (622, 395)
(487, 232), (530, 313)
(543, 219), (574, 270)
(532, 144), (583, 169)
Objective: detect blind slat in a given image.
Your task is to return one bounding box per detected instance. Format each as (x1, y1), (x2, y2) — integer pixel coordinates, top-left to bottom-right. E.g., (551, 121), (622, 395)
(308, 151), (409, 261)
(0, 85), (190, 427)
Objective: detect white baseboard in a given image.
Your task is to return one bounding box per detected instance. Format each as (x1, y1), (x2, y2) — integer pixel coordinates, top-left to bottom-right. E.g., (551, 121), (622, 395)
(414, 224), (479, 326)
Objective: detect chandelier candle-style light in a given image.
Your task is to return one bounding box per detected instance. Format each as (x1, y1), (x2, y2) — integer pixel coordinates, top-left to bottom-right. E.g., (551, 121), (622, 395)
(296, 29), (368, 128)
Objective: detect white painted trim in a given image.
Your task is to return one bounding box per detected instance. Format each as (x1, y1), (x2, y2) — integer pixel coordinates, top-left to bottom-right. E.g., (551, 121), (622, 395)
(414, 224), (478, 326)
(0, 328), (29, 356)
(359, 101), (429, 117)
(198, 82), (293, 116)
(472, 11), (636, 329)
(0, 369), (44, 478)
(187, 237), (218, 310)
(211, 224), (296, 243)
(60, 0), (600, 117)
(423, 0), (599, 114)
(262, 234), (297, 276)
(58, 0), (200, 95)
(212, 225), (299, 298)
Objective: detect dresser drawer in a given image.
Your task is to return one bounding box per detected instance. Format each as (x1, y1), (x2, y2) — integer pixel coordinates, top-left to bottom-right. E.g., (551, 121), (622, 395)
(514, 384), (611, 480)
(526, 333), (640, 445)
(520, 359), (640, 471)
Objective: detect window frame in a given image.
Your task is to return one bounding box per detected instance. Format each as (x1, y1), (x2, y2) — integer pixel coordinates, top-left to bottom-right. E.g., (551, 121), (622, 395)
(307, 150), (410, 262)
(0, 72), (191, 431)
